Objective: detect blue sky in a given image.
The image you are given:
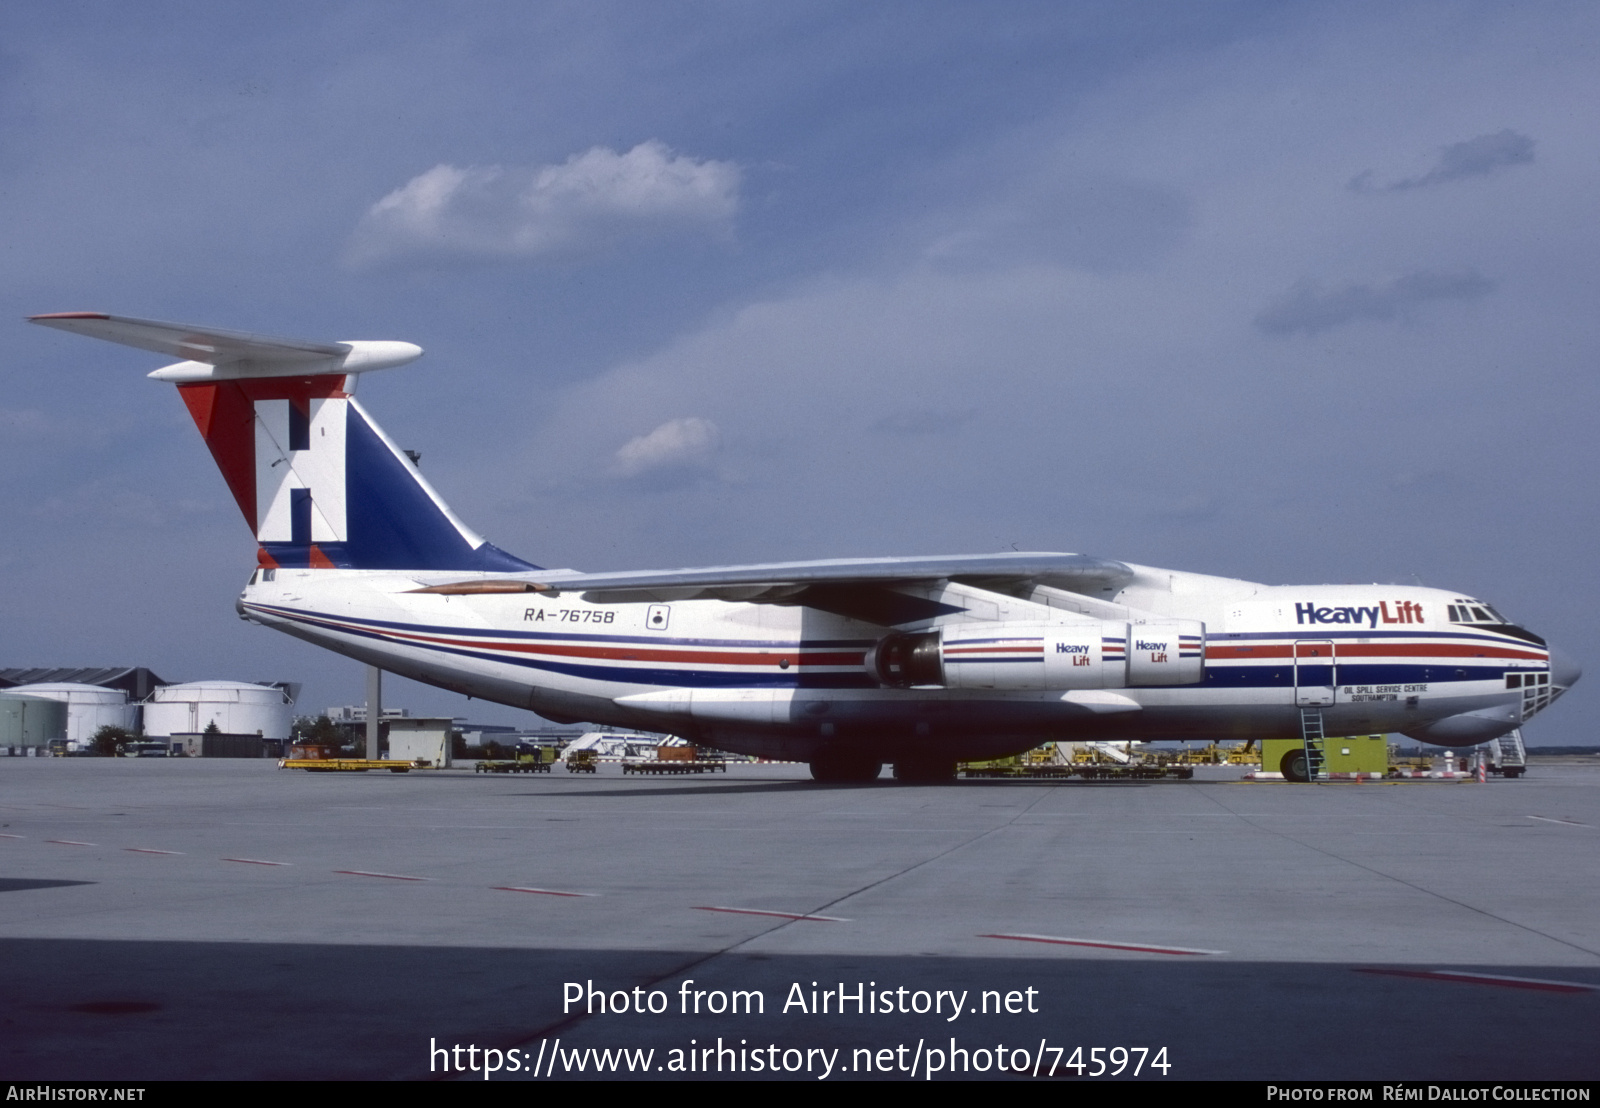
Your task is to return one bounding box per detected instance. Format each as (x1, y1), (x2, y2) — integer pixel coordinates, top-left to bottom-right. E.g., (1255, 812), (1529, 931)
(5, 2), (1597, 742)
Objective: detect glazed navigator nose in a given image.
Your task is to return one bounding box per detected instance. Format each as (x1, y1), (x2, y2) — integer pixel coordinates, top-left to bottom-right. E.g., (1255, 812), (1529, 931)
(1548, 645), (1582, 691)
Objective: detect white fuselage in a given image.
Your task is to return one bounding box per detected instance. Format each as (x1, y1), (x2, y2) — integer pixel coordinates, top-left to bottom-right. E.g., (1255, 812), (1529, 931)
(239, 562), (1557, 761)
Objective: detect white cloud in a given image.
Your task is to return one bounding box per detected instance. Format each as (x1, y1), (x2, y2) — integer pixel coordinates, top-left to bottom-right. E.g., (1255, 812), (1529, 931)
(346, 141), (740, 266)
(612, 416), (720, 480)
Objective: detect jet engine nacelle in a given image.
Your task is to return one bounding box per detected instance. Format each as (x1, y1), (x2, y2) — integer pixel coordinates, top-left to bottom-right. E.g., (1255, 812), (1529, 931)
(867, 620), (1205, 690)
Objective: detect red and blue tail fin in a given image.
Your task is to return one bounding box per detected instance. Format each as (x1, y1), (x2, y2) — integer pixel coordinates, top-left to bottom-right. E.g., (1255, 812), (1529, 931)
(30, 312), (535, 573)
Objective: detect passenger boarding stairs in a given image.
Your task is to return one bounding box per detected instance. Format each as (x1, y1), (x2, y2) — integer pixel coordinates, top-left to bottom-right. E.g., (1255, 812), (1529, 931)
(1493, 728), (1526, 778)
(1299, 707), (1327, 782)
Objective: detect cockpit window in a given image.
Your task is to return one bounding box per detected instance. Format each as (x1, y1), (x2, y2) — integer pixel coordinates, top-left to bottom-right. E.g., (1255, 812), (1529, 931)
(1450, 600), (1507, 625)
(1449, 599), (1545, 645)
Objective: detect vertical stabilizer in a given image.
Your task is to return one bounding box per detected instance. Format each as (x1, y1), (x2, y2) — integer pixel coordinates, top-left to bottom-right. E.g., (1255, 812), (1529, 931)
(30, 312), (535, 572)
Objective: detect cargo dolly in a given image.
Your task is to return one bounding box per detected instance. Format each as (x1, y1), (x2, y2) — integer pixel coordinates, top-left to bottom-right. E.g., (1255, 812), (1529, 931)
(279, 758), (415, 773)
(621, 757), (727, 775)
(475, 758), (552, 773)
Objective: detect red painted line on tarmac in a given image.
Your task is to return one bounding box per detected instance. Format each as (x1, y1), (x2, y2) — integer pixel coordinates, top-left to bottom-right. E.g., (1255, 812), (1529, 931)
(492, 886), (596, 898)
(125, 848), (184, 855)
(693, 906), (847, 922)
(981, 932), (1224, 956)
(1527, 815), (1591, 827)
(45, 840), (95, 846)
(334, 870), (428, 881)
(222, 857), (291, 866)
(1356, 968), (1596, 994)
(0, 834), (23, 839)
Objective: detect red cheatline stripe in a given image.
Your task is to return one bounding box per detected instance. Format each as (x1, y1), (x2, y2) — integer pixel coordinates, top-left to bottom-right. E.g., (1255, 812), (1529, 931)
(492, 886), (597, 898)
(222, 857), (291, 866)
(45, 840), (95, 846)
(694, 906), (847, 922)
(125, 848), (184, 855)
(334, 869), (428, 881)
(981, 932), (1224, 956)
(0, 834), (23, 839)
(1356, 968), (1596, 994)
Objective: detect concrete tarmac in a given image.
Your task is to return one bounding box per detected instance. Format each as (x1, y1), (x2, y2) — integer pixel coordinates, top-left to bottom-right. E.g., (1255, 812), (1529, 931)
(1, 757), (1596, 1081)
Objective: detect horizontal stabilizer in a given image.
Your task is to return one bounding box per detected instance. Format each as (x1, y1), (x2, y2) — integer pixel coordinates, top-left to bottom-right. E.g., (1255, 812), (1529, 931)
(29, 312), (420, 382)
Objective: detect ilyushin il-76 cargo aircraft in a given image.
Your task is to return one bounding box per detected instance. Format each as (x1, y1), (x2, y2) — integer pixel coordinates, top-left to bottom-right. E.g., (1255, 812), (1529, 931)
(31, 313), (1580, 782)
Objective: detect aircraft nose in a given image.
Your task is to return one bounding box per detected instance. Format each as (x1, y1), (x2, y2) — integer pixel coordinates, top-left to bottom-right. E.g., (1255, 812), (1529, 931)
(1549, 645), (1582, 690)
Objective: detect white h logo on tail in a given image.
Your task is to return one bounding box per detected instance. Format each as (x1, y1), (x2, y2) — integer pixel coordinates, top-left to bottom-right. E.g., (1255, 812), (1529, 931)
(254, 398), (348, 543)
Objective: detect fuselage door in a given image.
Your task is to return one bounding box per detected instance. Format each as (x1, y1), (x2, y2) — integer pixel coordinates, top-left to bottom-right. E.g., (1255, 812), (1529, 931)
(1294, 640), (1336, 707)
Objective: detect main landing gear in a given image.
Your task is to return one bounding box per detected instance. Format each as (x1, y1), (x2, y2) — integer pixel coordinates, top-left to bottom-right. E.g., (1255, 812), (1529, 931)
(808, 750), (883, 783)
(807, 751), (960, 784)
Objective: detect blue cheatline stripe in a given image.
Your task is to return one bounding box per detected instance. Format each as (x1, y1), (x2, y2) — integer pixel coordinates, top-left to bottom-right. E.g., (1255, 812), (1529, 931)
(1204, 663), (1511, 687)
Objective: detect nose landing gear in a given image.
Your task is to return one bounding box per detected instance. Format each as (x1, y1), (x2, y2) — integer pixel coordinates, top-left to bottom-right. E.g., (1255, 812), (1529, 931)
(1280, 749), (1310, 783)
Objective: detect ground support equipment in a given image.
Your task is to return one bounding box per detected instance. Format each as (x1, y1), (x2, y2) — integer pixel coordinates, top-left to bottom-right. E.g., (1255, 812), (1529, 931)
(621, 758), (727, 775)
(961, 763), (1193, 781)
(279, 758), (415, 773)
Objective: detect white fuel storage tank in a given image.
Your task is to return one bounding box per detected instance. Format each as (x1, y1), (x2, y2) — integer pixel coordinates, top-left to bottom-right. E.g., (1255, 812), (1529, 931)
(142, 681), (293, 740)
(0, 694), (70, 751)
(5, 683), (136, 744)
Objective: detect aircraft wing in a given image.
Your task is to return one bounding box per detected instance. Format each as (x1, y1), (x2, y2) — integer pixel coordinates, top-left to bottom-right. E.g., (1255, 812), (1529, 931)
(552, 552), (1131, 597)
(417, 552), (1133, 626)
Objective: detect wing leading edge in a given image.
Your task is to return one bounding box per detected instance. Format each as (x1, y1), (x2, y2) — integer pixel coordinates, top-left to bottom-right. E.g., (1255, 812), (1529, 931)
(415, 552), (1133, 624)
